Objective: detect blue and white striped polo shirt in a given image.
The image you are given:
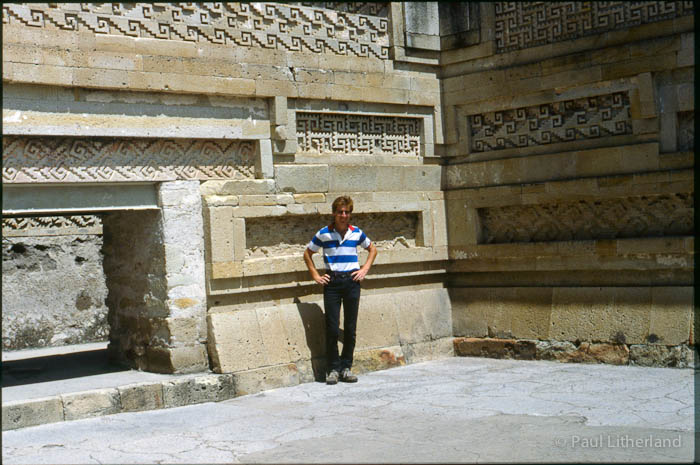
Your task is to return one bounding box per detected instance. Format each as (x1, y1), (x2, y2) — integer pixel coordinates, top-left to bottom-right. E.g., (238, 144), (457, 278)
(307, 224), (372, 272)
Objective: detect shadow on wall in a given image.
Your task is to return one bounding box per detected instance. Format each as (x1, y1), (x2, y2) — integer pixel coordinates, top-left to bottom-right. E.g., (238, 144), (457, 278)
(294, 299), (345, 382)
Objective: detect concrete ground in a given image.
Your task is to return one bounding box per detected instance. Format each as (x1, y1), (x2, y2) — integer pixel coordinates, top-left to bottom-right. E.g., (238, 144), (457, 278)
(2, 356), (696, 464)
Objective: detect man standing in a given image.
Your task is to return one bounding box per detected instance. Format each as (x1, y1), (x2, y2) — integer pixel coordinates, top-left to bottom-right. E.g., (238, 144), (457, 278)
(303, 196), (378, 384)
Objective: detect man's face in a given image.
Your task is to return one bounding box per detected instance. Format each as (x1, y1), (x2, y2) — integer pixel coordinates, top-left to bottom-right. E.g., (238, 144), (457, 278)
(333, 206), (351, 229)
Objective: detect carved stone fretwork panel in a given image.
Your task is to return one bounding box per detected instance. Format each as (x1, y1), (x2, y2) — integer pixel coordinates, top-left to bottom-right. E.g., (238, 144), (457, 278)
(2, 136), (256, 183)
(2, 3), (389, 59)
(2, 215), (103, 237)
(245, 212), (418, 258)
(298, 3), (389, 16)
(296, 112), (422, 156)
(479, 194), (694, 244)
(494, 1), (694, 54)
(469, 92), (631, 153)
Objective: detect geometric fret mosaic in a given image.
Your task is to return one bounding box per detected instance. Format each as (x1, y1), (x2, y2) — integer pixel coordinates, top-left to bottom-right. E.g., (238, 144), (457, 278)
(297, 112), (422, 156)
(2, 136), (256, 183)
(495, 1), (694, 54)
(469, 92), (631, 153)
(479, 193), (694, 244)
(2, 3), (390, 59)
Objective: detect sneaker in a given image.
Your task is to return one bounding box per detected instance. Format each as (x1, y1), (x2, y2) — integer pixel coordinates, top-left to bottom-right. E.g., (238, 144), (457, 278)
(340, 368), (358, 383)
(326, 370), (339, 385)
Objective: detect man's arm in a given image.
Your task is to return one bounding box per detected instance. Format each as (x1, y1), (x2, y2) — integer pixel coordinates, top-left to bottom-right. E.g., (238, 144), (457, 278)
(352, 242), (377, 281)
(304, 247), (330, 285)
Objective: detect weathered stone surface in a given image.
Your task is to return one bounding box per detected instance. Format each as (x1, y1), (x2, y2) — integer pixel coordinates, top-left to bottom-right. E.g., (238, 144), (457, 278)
(2, 397), (64, 431)
(629, 344), (698, 368)
(562, 342), (630, 365)
(61, 389), (121, 421)
(232, 364), (301, 396)
(293, 193), (326, 204)
(200, 180), (276, 196)
(402, 337), (454, 364)
(535, 340), (579, 361)
(162, 374), (236, 408)
(355, 294), (401, 349)
(146, 344), (209, 374)
(649, 287), (693, 345)
(352, 346), (406, 374)
(275, 165), (329, 193)
(394, 288), (452, 344)
(453, 337), (537, 360)
(207, 310), (267, 373)
(550, 287), (652, 345)
(451, 288), (552, 341)
(118, 383), (165, 412)
(2, 234), (108, 350)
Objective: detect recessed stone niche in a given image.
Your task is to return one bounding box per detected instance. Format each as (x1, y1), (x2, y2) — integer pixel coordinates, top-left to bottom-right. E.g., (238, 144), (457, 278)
(245, 212), (419, 259)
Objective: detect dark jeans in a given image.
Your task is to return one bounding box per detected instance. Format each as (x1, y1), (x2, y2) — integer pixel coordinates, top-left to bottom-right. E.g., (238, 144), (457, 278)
(323, 272), (361, 373)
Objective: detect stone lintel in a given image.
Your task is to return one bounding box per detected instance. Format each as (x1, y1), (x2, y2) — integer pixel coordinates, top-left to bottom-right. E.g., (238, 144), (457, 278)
(2, 183), (158, 215)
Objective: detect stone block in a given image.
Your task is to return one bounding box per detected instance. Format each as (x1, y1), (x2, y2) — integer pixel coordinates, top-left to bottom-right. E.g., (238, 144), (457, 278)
(329, 165), (378, 192)
(133, 37), (200, 58)
(232, 205), (288, 218)
(211, 261), (243, 279)
(508, 288), (553, 340)
(629, 344), (697, 368)
(402, 337), (454, 364)
(402, 165), (442, 191)
(431, 200), (448, 247)
(74, 67), (130, 90)
(453, 337), (536, 360)
(118, 383), (165, 412)
(280, 302), (326, 362)
(352, 346), (406, 374)
(450, 288), (490, 337)
(2, 397), (64, 431)
(561, 342), (630, 365)
(232, 364), (301, 396)
(355, 294), (401, 349)
(256, 306), (294, 366)
(550, 287), (652, 344)
(208, 309), (267, 373)
(146, 344), (209, 374)
(163, 317), (201, 344)
(255, 79), (297, 97)
(163, 374), (236, 408)
(62, 389), (121, 421)
(255, 139), (274, 179)
(294, 193), (326, 204)
(89, 51), (142, 71)
(275, 165), (329, 193)
(297, 82), (333, 99)
(206, 206), (234, 263)
(395, 288), (452, 344)
(11, 62), (74, 87)
(200, 180), (276, 196)
(609, 287), (653, 344)
(677, 32), (694, 67)
(232, 218), (246, 261)
(649, 287), (693, 345)
(94, 34), (137, 53)
(535, 340), (578, 362)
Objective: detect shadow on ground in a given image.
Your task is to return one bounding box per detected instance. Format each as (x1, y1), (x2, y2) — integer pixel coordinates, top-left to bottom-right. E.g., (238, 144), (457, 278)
(2, 349), (127, 387)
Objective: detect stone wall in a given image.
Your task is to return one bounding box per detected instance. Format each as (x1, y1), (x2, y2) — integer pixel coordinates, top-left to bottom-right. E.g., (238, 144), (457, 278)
(441, 2), (695, 366)
(2, 216), (108, 350)
(102, 181), (208, 374)
(1, 2), (694, 375)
